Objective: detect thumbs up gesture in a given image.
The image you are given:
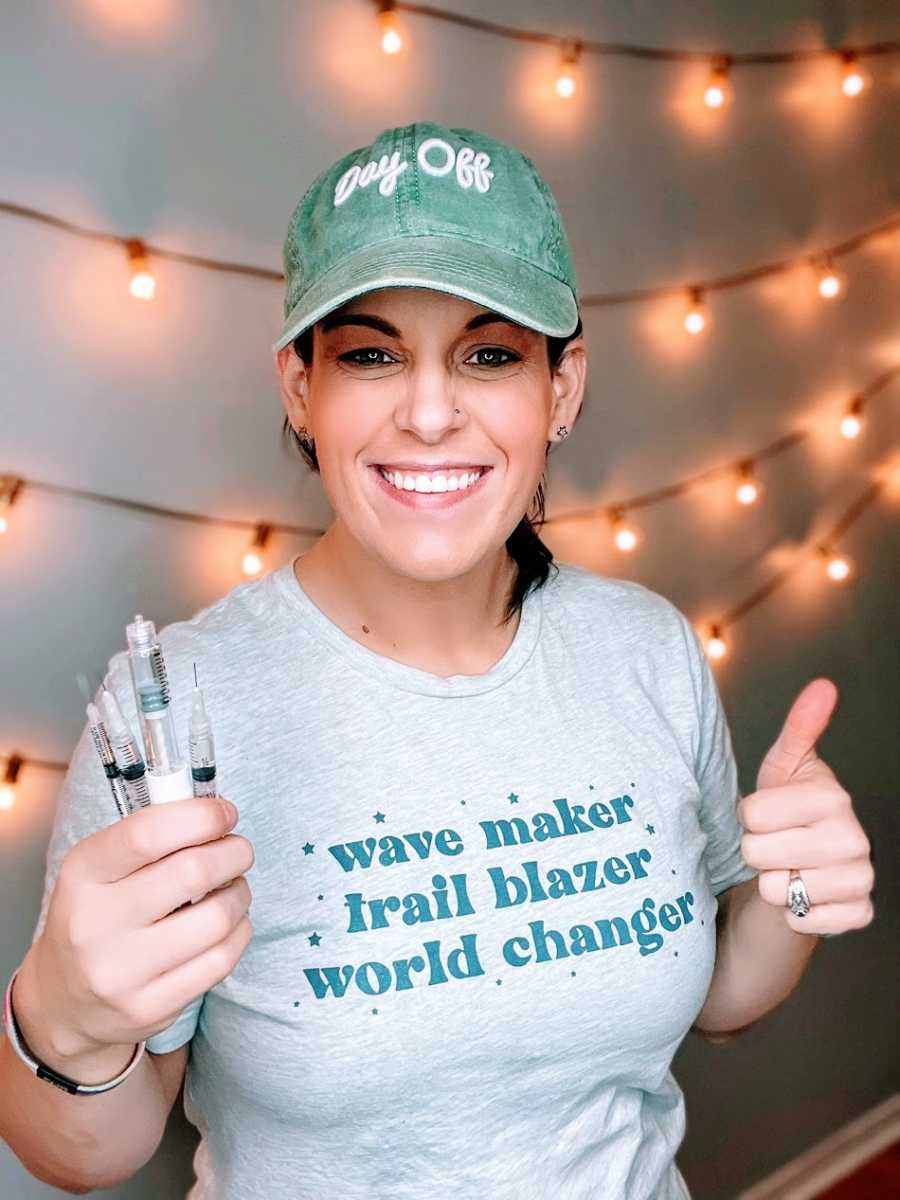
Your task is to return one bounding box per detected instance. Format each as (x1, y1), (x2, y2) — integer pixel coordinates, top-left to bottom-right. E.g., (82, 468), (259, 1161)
(736, 678), (875, 937)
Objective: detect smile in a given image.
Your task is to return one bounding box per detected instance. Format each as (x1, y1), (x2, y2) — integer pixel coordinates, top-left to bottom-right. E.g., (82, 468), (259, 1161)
(369, 465), (492, 509)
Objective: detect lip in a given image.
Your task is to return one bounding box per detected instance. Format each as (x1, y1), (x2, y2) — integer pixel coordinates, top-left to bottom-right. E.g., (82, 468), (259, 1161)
(373, 462), (490, 471)
(369, 465), (492, 510)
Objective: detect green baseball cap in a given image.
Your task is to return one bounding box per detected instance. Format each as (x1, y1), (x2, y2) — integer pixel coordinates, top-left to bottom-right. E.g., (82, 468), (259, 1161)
(272, 120), (580, 353)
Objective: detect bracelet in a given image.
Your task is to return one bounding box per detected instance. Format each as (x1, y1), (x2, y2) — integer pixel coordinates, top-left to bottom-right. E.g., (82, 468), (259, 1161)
(3, 967), (147, 1096)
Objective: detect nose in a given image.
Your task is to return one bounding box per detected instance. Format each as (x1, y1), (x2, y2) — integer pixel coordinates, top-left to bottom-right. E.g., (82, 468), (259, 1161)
(393, 358), (465, 444)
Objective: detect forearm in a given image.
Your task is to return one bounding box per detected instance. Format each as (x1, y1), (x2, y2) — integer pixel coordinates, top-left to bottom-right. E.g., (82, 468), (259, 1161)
(693, 876), (821, 1037)
(0, 950), (169, 1193)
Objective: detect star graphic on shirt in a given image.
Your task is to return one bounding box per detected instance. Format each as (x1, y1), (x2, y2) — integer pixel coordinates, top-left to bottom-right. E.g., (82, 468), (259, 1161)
(373, 811), (386, 823)
(645, 824), (655, 835)
(302, 842), (315, 855)
(308, 932), (321, 946)
(508, 792), (519, 804)
(588, 784), (594, 790)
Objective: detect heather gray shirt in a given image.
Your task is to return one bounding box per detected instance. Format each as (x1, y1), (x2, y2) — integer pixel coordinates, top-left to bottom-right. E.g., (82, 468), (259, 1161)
(31, 556), (757, 1200)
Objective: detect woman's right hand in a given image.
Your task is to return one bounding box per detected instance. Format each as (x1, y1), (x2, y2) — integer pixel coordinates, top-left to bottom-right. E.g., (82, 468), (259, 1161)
(18, 796), (254, 1066)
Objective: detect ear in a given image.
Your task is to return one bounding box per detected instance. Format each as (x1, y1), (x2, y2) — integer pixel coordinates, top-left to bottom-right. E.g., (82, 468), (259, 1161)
(275, 343), (313, 436)
(547, 336), (587, 444)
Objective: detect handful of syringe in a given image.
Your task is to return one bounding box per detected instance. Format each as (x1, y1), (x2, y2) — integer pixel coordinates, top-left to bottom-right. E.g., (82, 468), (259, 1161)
(82, 615), (219, 902)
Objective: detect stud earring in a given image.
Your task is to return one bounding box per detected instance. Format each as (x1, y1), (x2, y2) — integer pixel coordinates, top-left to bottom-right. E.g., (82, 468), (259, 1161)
(557, 425), (569, 439)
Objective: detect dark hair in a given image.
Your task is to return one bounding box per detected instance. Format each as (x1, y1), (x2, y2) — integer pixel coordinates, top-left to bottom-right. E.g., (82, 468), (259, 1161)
(281, 307), (584, 626)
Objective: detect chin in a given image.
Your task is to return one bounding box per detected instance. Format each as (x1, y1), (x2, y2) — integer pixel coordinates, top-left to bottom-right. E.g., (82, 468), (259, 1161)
(372, 534), (497, 584)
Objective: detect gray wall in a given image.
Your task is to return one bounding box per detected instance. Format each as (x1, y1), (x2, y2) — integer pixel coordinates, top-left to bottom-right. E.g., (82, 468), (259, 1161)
(2, 1), (898, 1196)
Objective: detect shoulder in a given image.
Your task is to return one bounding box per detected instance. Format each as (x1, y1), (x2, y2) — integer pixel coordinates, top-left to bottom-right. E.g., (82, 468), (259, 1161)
(544, 559), (691, 646)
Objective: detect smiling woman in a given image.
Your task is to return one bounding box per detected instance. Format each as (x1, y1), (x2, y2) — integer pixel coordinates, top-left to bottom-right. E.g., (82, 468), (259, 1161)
(16, 120), (762, 1200)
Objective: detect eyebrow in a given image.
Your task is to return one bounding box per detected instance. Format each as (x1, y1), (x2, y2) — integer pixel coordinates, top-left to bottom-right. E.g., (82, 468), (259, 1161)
(318, 310), (526, 337)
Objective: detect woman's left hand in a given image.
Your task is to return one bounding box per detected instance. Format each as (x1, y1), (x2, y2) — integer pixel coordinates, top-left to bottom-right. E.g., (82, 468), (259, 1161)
(736, 678), (875, 937)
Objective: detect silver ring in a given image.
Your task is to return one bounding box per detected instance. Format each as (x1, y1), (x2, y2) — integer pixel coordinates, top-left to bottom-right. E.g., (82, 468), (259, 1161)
(787, 869), (811, 917)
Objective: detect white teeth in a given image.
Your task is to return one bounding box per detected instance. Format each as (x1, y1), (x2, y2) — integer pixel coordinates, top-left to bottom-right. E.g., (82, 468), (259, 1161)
(379, 468), (483, 495)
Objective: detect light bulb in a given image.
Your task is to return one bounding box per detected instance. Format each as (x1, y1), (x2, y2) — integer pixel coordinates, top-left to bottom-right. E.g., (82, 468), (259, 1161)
(736, 480), (759, 505)
(839, 397), (864, 439)
(377, 4), (402, 55)
(683, 289), (710, 336)
(555, 41), (581, 100)
(1, 753), (22, 810)
(825, 554), (852, 582)
(818, 545), (854, 583)
(735, 462), (761, 505)
(705, 625), (728, 659)
(242, 551), (263, 576)
(816, 259), (844, 300)
(840, 54), (869, 97)
(126, 239), (155, 300)
(241, 523), (272, 577)
(609, 509), (641, 553)
(703, 60), (732, 109)
(0, 475), (21, 535)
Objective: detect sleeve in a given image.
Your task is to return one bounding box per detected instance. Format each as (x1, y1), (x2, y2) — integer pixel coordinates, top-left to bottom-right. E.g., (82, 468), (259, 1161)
(676, 613), (760, 898)
(28, 650), (203, 1055)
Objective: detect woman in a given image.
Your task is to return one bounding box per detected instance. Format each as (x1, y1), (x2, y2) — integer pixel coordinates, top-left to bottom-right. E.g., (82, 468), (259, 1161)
(5, 122), (760, 1198)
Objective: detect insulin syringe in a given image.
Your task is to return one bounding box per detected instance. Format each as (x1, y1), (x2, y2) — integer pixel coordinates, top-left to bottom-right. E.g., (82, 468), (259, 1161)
(125, 614), (192, 805)
(99, 689), (151, 811)
(189, 663), (218, 798)
(86, 700), (131, 820)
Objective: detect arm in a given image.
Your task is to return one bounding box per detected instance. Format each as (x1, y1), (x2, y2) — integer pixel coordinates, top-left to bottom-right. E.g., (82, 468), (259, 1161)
(0, 948), (186, 1193)
(691, 875), (820, 1041)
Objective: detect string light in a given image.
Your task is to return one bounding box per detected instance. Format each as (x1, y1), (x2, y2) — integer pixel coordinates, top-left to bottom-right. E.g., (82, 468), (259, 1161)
(376, 1), (403, 55)
(2, 201), (897, 321)
(242, 523), (272, 577)
(815, 256), (844, 301)
(0, 475), (23, 535)
(0, 754), (22, 811)
(735, 461), (762, 506)
(683, 288), (710, 336)
(608, 507), (641, 553)
(840, 52), (870, 98)
(703, 56), (733, 109)
(126, 238), (155, 300)
(817, 544), (854, 582)
(704, 624), (729, 660)
(555, 39), (582, 100)
(839, 396), (864, 439)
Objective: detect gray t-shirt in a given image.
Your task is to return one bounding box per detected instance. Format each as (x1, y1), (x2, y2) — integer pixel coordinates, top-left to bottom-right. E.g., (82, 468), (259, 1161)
(31, 555), (757, 1199)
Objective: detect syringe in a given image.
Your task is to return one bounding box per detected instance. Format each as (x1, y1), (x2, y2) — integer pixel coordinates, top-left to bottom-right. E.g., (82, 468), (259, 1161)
(189, 663), (218, 798)
(125, 614), (192, 805)
(99, 689), (151, 811)
(86, 701), (131, 820)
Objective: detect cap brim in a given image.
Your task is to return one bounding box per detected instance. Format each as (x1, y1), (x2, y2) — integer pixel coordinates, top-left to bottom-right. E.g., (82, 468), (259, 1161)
(271, 235), (579, 353)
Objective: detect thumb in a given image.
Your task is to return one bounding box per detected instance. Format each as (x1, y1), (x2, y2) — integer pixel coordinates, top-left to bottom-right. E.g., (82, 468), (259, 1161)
(756, 677), (839, 790)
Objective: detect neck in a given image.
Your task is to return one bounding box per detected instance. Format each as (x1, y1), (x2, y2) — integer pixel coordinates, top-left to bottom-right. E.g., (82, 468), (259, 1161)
(293, 523), (521, 678)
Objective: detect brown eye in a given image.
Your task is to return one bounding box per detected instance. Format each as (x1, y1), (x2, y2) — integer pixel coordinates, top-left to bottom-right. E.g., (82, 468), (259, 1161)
(340, 348), (395, 366)
(467, 347), (520, 368)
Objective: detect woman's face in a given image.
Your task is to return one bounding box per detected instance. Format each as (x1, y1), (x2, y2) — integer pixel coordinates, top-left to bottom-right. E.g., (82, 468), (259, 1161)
(276, 286), (586, 584)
